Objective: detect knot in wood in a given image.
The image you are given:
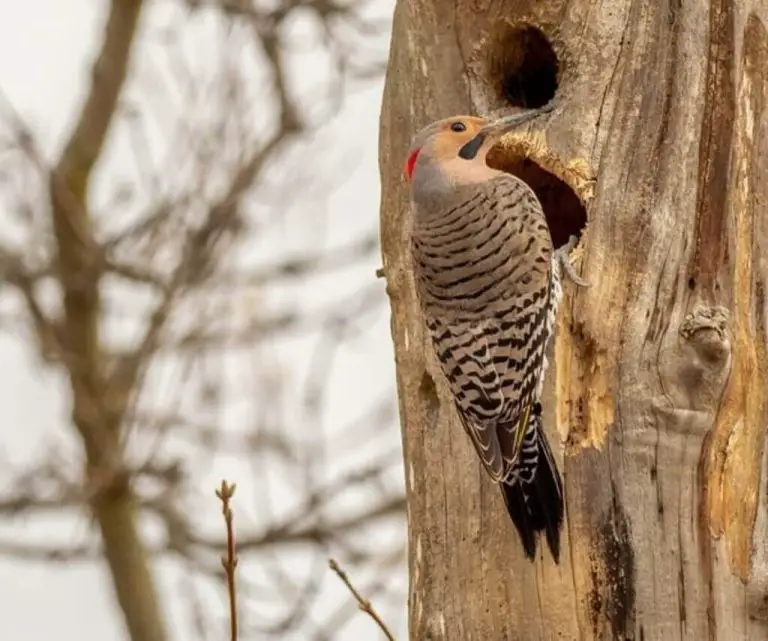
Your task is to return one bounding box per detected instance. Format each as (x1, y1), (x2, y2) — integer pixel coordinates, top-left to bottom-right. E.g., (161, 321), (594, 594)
(657, 306), (731, 414)
(679, 305), (730, 366)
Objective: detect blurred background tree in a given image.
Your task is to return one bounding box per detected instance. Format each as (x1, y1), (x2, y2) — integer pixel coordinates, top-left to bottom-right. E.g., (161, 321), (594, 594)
(0, 1), (403, 639)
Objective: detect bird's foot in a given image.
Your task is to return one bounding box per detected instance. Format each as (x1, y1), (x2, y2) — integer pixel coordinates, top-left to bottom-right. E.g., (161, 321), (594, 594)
(555, 235), (591, 288)
(559, 234), (580, 255)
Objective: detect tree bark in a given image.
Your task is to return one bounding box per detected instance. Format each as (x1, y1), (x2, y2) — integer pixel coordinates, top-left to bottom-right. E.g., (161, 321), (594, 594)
(379, 1), (768, 639)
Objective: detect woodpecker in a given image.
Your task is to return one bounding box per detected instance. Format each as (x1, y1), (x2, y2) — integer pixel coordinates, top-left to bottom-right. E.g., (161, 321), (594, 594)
(404, 107), (589, 562)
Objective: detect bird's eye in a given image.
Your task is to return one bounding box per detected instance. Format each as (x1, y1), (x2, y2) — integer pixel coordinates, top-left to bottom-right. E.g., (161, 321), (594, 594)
(450, 121), (466, 132)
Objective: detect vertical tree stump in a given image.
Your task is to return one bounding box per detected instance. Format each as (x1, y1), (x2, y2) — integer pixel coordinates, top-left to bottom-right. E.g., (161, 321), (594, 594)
(379, 1), (768, 639)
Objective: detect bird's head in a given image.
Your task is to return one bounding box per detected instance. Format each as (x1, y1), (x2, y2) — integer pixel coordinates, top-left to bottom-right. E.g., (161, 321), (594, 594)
(404, 105), (554, 205)
(403, 116), (487, 183)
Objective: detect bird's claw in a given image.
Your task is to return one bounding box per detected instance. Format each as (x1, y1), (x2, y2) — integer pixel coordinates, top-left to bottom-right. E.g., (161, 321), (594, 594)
(561, 234), (580, 254)
(555, 235), (591, 288)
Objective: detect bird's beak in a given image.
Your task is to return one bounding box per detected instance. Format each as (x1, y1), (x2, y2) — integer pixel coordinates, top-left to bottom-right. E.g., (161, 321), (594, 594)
(478, 101), (558, 140)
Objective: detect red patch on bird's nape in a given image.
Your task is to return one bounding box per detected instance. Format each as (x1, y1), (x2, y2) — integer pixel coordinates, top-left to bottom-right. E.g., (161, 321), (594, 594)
(404, 148), (421, 181)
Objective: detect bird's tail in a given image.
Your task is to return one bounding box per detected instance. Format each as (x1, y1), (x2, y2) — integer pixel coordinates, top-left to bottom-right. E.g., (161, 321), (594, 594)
(500, 403), (564, 563)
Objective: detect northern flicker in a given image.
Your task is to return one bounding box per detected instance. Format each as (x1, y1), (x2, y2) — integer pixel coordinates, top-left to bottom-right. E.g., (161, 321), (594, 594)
(404, 107), (588, 562)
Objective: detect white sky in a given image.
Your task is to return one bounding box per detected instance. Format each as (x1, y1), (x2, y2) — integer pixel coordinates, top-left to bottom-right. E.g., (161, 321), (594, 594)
(0, 1), (402, 639)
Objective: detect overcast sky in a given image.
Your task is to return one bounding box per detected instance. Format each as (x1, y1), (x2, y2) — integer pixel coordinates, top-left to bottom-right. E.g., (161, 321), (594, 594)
(0, 1), (401, 639)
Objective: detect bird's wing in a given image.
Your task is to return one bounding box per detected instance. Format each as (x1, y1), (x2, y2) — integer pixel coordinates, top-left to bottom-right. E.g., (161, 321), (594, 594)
(426, 317), (507, 481)
(426, 292), (554, 481)
(480, 181), (555, 469)
(492, 280), (554, 470)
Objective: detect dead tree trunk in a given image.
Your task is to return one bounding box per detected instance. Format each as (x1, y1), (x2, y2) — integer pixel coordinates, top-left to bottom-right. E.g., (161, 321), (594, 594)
(379, 1), (768, 639)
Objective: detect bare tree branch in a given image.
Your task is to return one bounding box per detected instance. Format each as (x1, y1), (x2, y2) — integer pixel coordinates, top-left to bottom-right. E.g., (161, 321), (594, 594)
(214, 234), (378, 287)
(329, 558), (396, 641)
(0, 0), (398, 638)
(216, 481), (239, 641)
(0, 496), (405, 560)
(46, 3), (169, 641)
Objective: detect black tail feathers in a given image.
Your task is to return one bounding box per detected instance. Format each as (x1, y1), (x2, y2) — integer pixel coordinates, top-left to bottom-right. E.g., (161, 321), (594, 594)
(500, 403), (564, 563)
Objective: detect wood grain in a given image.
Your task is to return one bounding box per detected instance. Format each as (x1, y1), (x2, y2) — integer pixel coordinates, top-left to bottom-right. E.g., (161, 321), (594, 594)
(379, 1), (768, 638)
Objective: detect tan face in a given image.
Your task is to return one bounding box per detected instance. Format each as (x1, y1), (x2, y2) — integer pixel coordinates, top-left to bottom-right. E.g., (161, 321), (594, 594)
(404, 106), (555, 186)
(404, 116), (489, 182)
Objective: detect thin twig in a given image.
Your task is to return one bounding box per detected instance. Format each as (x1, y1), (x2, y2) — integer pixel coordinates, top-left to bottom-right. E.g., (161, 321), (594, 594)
(328, 558), (396, 641)
(216, 480), (239, 641)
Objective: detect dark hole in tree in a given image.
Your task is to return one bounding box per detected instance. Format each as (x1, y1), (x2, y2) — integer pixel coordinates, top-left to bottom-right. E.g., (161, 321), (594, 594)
(499, 26), (558, 109)
(487, 152), (586, 250)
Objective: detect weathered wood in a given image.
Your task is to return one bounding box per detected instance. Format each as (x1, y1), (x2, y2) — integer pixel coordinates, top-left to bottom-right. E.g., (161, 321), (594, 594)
(379, 1), (768, 639)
